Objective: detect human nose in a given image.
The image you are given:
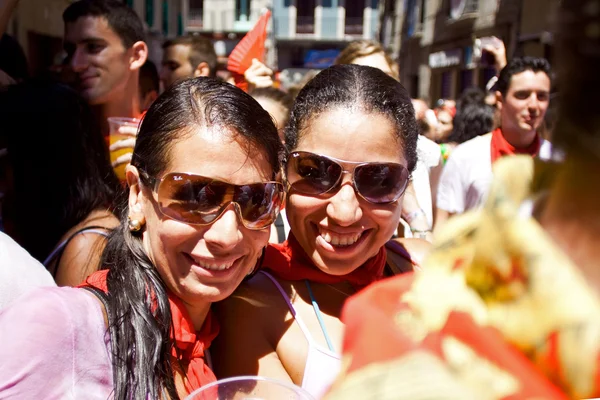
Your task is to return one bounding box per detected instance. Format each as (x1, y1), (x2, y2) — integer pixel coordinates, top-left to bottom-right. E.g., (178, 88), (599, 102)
(527, 93), (540, 112)
(326, 177), (363, 227)
(202, 204), (243, 251)
(70, 48), (88, 73)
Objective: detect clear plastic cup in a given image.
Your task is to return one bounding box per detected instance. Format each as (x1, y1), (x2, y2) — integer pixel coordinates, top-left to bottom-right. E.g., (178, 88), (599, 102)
(107, 117), (140, 181)
(185, 376), (316, 400)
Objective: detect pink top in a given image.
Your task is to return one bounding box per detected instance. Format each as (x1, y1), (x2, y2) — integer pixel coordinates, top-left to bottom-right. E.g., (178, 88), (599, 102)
(0, 286), (113, 399)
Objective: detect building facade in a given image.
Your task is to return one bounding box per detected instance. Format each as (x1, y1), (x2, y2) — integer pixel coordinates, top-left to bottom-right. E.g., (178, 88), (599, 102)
(272, 0), (381, 74)
(183, 0), (272, 64)
(394, 0), (559, 103)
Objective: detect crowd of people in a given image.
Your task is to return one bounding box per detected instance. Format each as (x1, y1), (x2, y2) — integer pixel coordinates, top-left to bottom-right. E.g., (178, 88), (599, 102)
(0, 0), (598, 398)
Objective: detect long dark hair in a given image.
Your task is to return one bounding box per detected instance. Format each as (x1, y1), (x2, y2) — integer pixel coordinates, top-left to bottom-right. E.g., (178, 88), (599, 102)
(101, 77), (282, 399)
(0, 80), (122, 262)
(285, 64), (418, 172)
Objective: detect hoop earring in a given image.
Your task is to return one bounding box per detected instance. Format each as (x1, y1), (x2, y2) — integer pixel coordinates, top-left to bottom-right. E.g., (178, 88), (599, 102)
(128, 218), (143, 232)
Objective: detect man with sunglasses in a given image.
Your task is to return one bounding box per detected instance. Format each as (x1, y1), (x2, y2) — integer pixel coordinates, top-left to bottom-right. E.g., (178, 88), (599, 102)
(435, 57), (555, 231)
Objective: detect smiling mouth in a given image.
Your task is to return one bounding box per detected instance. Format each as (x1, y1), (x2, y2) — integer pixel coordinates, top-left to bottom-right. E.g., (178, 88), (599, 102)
(186, 254), (236, 271)
(317, 226), (367, 248)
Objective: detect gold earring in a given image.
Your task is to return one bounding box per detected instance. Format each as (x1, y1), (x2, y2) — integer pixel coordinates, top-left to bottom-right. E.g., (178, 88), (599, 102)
(128, 218), (142, 232)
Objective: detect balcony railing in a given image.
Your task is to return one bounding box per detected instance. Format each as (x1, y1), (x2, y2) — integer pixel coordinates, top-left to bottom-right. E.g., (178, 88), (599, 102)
(296, 16), (315, 34)
(344, 17), (363, 35)
(187, 8), (203, 29)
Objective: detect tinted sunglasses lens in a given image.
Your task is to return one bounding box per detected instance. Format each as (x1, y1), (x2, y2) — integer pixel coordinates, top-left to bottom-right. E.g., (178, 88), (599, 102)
(157, 173), (227, 224)
(287, 153), (342, 195)
(235, 182), (284, 229)
(354, 163), (409, 203)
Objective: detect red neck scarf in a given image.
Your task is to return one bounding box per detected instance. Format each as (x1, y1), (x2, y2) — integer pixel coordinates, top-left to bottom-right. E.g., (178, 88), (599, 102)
(82, 270), (219, 392)
(262, 233), (387, 291)
(490, 127), (541, 164)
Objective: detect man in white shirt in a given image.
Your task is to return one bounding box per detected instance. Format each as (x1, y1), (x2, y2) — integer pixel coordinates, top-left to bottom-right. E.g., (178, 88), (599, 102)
(435, 57), (553, 231)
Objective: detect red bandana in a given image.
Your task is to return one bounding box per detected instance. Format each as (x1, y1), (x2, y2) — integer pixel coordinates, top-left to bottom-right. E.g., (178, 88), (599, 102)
(262, 233), (387, 291)
(490, 127), (541, 164)
(82, 270), (219, 392)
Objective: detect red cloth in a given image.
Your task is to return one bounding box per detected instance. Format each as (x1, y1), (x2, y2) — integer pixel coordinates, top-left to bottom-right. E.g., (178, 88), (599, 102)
(490, 127), (541, 163)
(82, 270), (219, 392)
(262, 233), (387, 290)
(336, 273), (569, 399)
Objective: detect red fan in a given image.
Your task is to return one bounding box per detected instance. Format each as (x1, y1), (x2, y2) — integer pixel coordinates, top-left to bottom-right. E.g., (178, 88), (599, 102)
(227, 9), (271, 75)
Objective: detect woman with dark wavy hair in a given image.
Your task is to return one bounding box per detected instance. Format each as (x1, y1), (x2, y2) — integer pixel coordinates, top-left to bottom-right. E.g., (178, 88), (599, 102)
(213, 64), (420, 398)
(0, 77), (285, 399)
(0, 80), (122, 286)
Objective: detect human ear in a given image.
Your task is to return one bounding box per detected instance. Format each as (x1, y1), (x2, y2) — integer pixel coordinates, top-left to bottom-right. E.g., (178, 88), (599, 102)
(130, 41), (149, 71)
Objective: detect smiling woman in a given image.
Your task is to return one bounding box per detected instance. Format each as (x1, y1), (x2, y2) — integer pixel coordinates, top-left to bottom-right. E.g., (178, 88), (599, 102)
(212, 64), (420, 398)
(0, 77), (284, 399)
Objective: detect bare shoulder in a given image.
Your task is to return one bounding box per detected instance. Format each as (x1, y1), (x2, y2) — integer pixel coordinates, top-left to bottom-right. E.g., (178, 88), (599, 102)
(56, 212), (119, 286)
(216, 271), (291, 322)
(212, 272), (294, 380)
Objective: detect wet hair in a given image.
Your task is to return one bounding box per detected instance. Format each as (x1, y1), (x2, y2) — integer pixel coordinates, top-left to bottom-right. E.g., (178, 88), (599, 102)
(0, 34), (28, 82)
(495, 57), (552, 97)
(446, 103), (495, 144)
(0, 80), (122, 262)
(250, 87), (294, 127)
(101, 77), (282, 399)
(552, 0), (600, 157)
(335, 39), (399, 80)
(285, 64), (418, 172)
(163, 36), (218, 78)
(139, 60), (159, 98)
(63, 0), (146, 49)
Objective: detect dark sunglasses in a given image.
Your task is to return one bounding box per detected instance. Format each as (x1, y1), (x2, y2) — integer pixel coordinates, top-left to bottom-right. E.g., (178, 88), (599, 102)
(286, 151), (409, 204)
(140, 171), (284, 230)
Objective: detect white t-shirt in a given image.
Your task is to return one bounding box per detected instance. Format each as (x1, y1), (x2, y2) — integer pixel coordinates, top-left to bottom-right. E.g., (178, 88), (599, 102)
(412, 135), (441, 227)
(437, 133), (554, 214)
(0, 232), (55, 310)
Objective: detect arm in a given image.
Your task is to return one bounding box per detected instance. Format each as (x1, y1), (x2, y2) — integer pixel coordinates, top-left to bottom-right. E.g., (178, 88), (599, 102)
(212, 280), (293, 383)
(0, 287), (110, 399)
(400, 181), (433, 242)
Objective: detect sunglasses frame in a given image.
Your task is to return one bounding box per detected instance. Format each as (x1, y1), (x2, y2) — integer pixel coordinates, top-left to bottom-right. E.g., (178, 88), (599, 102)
(138, 169), (285, 230)
(285, 151), (410, 205)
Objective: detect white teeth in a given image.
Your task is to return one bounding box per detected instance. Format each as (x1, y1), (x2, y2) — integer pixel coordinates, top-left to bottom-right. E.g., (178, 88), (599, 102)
(319, 229), (363, 247)
(197, 260), (234, 271)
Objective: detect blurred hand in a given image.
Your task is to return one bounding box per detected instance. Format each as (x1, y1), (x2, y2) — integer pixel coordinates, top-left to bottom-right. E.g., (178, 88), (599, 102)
(109, 125), (137, 168)
(483, 37), (507, 71)
(244, 59), (274, 90)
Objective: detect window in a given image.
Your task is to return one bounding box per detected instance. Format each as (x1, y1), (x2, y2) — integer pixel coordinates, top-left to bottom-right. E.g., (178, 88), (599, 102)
(449, 0), (479, 19)
(345, 0), (364, 35)
(188, 0), (203, 28)
(297, 0), (315, 34)
(235, 0), (251, 22)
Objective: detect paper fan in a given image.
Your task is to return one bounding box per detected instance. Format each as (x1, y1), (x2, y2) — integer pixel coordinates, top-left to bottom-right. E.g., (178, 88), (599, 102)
(227, 9), (271, 75)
